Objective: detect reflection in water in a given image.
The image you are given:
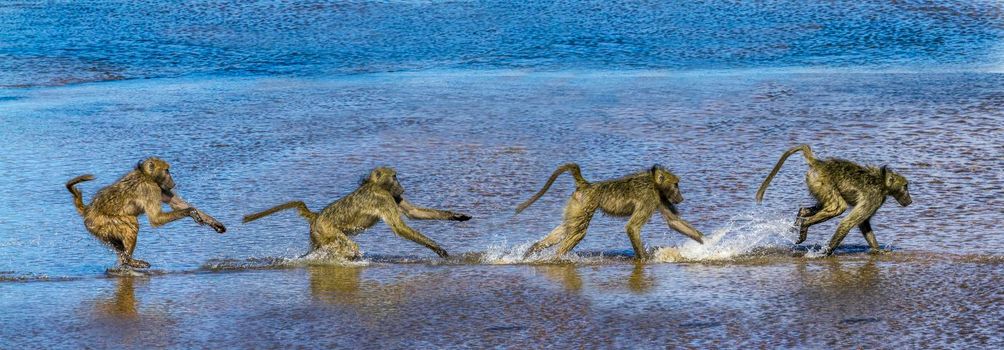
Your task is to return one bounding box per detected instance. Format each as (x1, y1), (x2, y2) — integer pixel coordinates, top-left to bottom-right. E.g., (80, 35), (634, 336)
(302, 265), (602, 347)
(796, 255), (881, 297)
(94, 277), (139, 320)
(534, 264), (583, 292)
(1, 255), (998, 348)
(86, 277), (175, 348)
(627, 263), (655, 293)
(534, 262), (654, 294)
(307, 265), (364, 305)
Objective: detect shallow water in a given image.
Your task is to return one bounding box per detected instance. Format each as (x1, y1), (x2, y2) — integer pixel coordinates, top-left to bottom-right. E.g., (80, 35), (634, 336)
(2, 0), (1004, 348)
(1, 253), (1002, 348)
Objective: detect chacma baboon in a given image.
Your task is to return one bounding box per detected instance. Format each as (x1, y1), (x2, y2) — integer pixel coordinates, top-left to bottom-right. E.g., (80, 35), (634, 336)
(516, 163), (705, 260)
(242, 167), (471, 259)
(66, 157), (226, 268)
(755, 145), (912, 255)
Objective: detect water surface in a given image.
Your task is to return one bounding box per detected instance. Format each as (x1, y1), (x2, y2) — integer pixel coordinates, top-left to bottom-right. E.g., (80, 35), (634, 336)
(1, 0), (1003, 348)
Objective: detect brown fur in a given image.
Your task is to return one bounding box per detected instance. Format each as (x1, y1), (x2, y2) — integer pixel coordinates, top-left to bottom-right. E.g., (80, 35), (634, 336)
(516, 163), (705, 260)
(756, 145), (912, 254)
(242, 167), (471, 259)
(66, 157), (226, 268)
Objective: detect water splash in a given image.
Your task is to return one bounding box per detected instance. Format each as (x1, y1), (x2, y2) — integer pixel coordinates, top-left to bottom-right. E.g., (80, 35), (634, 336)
(653, 209), (797, 262)
(479, 241), (540, 264)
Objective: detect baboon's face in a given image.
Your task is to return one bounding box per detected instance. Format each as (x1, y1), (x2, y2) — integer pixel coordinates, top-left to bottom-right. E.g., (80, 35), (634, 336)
(139, 157), (175, 191)
(370, 167), (405, 199)
(885, 171), (912, 207)
(651, 166), (683, 204)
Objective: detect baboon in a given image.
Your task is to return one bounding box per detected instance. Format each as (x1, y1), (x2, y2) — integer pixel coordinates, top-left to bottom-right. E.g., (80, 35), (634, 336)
(66, 157), (226, 268)
(242, 167), (471, 259)
(755, 145), (912, 255)
(516, 163), (705, 260)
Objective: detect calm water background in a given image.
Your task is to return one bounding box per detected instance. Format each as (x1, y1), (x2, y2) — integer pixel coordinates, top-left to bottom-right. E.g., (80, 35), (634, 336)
(1, 1), (1003, 348)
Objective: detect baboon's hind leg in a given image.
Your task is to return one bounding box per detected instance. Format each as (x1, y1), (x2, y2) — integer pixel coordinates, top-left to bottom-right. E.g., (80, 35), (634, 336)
(794, 204), (822, 243)
(799, 184), (847, 243)
(524, 224), (566, 258)
(118, 233), (149, 268)
(825, 203), (880, 255)
(311, 228), (361, 259)
(91, 218), (147, 268)
(554, 210), (595, 258)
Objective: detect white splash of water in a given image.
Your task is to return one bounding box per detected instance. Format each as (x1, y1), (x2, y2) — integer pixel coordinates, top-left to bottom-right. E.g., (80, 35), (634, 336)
(478, 240), (603, 264)
(653, 209), (798, 262)
(478, 240), (531, 264)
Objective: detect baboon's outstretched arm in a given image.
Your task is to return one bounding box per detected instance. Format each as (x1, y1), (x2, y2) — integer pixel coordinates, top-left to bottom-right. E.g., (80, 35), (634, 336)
(398, 198), (471, 221)
(164, 191), (226, 233)
(141, 195), (193, 227)
(659, 206), (704, 244)
(381, 212), (449, 258)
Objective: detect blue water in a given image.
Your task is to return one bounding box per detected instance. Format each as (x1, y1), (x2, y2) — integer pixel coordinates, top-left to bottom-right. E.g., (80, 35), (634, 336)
(2, 0), (1003, 88)
(2, 1), (1003, 348)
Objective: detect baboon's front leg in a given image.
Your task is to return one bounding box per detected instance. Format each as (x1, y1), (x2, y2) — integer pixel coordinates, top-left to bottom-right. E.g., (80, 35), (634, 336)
(825, 203), (880, 256)
(398, 198), (471, 221)
(659, 207), (704, 244)
(164, 192), (226, 233)
(858, 219), (881, 252)
(382, 214), (449, 258)
(625, 209), (654, 260)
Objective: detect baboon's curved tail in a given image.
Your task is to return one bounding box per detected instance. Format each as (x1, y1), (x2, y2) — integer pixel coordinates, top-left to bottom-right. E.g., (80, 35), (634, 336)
(66, 174), (95, 215)
(243, 201), (317, 223)
(515, 163), (589, 214)
(755, 144), (817, 203)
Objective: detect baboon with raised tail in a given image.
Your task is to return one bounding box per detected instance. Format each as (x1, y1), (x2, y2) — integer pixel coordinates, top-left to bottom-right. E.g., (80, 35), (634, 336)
(243, 167), (471, 259)
(66, 157), (226, 268)
(516, 163), (705, 260)
(756, 145), (912, 255)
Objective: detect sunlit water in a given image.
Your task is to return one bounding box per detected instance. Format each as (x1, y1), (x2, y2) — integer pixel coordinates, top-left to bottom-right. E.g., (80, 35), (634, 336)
(2, 0), (1004, 348)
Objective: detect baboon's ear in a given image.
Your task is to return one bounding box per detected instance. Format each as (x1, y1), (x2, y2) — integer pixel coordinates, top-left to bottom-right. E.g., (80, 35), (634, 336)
(138, 159), (156, 175)
(881, 165), (892, 188)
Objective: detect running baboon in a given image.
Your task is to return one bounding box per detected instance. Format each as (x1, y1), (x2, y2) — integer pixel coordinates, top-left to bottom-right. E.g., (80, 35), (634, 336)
(516, 163), (705, 260)
(755, 145), (912, 255)
(66, 157), (226, 268)
(242, 167), (471, 259)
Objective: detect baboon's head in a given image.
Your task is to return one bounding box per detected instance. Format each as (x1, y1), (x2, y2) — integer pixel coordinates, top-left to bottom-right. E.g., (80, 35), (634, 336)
(651, 165), (683, 204)
(368, 167), (405, 199)
(882, 166), (912, 207)
(137, 157), (175, 191)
